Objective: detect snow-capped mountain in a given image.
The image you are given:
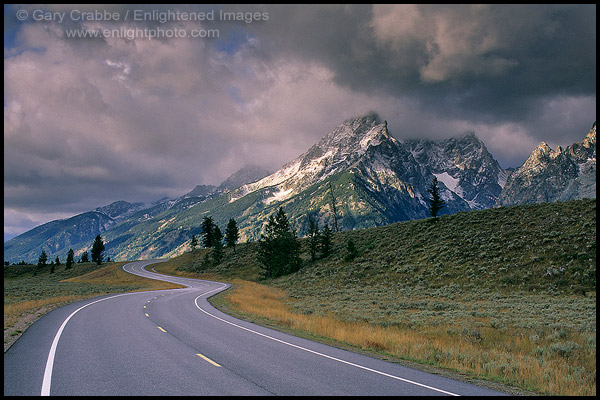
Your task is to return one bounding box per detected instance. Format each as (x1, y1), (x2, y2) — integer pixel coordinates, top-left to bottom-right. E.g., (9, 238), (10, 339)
(228, 113), (507, 219)
(227, 113), (398, 204)
(496, 122), (596, 206)
(5, 114), (594, 263)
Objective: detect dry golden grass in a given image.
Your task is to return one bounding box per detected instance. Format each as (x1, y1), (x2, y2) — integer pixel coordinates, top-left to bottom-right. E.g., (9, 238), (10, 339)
(223, 279), (595, 396)
(4, 296), (89, 329)
(61, 262), (185, 291)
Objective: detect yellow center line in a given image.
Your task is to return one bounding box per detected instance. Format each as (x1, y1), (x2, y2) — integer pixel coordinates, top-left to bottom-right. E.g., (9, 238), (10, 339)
(196, 353), (221, 367)
(157, 326), (166, 332)
(145, 313), (149, 317)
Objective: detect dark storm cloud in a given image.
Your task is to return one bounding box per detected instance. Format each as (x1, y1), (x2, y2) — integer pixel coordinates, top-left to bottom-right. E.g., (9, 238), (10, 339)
(246, 4), (595, 122)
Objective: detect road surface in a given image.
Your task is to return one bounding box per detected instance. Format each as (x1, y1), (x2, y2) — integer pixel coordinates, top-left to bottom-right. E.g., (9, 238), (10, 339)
(4, 259), (507, 396)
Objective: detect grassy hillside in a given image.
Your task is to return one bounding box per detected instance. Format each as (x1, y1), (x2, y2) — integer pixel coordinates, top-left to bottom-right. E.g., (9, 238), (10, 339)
(157, 198), (596, 395)
(170, 198), (596, 295)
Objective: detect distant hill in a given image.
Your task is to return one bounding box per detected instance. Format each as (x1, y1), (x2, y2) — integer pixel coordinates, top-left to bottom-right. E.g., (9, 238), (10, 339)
(3, 203), (144, 263)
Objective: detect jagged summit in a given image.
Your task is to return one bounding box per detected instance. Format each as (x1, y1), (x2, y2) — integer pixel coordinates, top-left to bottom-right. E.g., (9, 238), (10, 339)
(228, 113), (398, 205)
(404, 132), (505, 209)
(315, 112), (388, 150)
(93, 201), (147, 222)
(227, 113), (506, 213)
(496, 122), (596, 206)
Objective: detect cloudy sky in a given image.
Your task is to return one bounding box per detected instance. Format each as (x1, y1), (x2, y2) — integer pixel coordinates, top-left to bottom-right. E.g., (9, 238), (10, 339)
(4, 4), (596, 241)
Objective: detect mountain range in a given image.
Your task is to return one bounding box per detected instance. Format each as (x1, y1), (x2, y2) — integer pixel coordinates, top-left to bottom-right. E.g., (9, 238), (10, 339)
(4, 114), (596, 263)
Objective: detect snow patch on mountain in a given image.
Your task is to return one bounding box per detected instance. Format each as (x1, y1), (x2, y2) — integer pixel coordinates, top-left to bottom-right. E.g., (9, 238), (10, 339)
(265, 188), (295, 204)
(434, 172), (459, 192)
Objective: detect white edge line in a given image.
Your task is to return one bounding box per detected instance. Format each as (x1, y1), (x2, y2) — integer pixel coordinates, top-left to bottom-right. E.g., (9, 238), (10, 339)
(41, 260), (172, 396)
(41, 292), (137, 396)
(193, 287), (460, 397)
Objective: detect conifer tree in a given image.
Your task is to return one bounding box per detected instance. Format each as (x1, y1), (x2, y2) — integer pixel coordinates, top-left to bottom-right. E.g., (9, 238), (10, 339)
(201, 216), (217, 248)
(38, 250), (48, 268)
(427, 177), (446, 218)
(344, 238), (358, 261)
(320, 224), (333, 258)
(224, 218), (240, 252)
(65, 249), (75, 270)
(258, 207), (301, 278)
(190, 235), (199, 251)
(80, 251), (89, 263)
(91, 235), (105, 265)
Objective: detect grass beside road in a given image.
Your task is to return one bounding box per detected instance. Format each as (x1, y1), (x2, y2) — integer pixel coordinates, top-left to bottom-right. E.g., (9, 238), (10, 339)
(4, 261), (184, 351)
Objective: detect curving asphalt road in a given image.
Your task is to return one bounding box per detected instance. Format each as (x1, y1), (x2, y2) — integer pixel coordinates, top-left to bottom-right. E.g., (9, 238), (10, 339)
(4, 260), (507, 396)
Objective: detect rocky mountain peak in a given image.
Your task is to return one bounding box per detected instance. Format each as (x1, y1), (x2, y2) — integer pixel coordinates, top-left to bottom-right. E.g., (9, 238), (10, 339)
(228, 113), (398, 204)
(575, 122), (596, 154)
(496, 122), (596, 206)
(317, 112), (385, 150)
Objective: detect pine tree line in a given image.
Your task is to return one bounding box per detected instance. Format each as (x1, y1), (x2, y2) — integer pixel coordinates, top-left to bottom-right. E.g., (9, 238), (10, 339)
(190, 216), (240, 268)
(35, 235), (106, 273)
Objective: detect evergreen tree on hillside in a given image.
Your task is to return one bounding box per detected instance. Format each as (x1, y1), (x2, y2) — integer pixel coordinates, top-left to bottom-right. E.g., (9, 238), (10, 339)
(65, 249), (75, 270)
(307, 215), (321, 262)
(91, 235), (105, 265)
(80, 251), (89, 263)
(320, 224), (333, 258)
(37, 250), (48, 268)
(224, 218), (240, 252)
(258, 207), (302, 278)
(212, 226), (225, 265)
(201, 216), (217, 248)
(344, 238), (358, 261)
(190, 235), (199, 251)
(427, 177), (446, 218)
